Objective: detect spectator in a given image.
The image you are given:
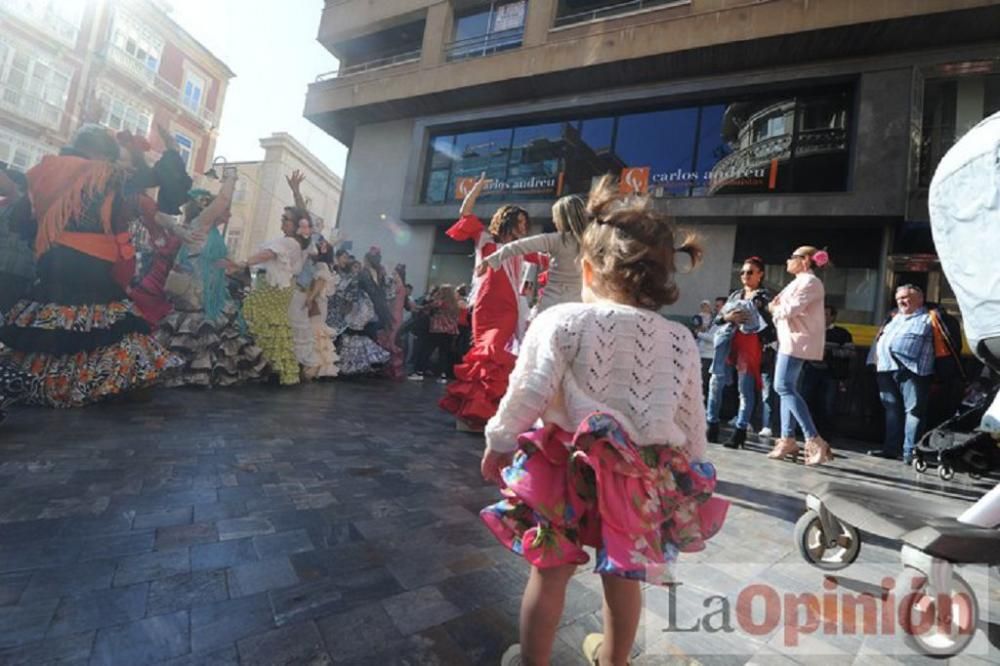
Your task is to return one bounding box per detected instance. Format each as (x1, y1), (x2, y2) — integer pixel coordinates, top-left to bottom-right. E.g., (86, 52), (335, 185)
(706, 257), (774, 449)
(866, 285), (934, 464)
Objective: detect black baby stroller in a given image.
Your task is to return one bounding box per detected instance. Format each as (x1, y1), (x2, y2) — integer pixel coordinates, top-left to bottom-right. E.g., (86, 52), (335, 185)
(913, 385), (1000, 481)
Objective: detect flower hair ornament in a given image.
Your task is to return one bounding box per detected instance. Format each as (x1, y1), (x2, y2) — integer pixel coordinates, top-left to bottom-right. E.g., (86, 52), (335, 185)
(812, 249), (830, 268)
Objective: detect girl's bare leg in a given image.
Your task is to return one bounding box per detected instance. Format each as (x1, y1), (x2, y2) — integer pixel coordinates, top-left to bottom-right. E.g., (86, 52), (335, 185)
(598, 575), (642, 666)
(519, 564), (578, 665)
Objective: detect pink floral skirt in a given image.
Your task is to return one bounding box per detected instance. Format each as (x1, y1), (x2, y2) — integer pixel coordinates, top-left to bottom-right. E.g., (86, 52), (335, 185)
(480, 413), (729, 585)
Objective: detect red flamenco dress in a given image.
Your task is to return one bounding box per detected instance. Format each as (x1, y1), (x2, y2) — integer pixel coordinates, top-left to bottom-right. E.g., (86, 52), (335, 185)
(439, 214), (524, 428)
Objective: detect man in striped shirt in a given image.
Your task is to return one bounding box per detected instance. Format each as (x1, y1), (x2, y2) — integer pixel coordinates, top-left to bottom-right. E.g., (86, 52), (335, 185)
(866, 285), (935, 464)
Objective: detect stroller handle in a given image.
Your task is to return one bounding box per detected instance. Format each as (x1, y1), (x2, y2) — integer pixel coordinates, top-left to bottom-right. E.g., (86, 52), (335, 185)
(958, 482), (1000, 528)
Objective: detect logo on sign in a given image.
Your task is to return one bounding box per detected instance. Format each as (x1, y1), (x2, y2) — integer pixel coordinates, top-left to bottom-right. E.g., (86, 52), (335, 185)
(621, 167), (650, 194)
(454, 177), (478, 200)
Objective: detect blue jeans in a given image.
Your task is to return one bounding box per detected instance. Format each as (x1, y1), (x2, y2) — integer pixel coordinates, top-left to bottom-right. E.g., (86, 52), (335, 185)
(707, 368), (756, 429)
(760, 371), (777, 432)
(775, 353), (818, 439)
(876, 369), (931, 459)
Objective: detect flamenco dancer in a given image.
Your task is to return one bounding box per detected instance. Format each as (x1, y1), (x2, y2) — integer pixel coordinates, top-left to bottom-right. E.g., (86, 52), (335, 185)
(157, 178), (268, 387)
(239, 206), (314, 385)
(327, 251), (391, 376)
(0, 125), (181, 407)
(440, 173), (529, 431)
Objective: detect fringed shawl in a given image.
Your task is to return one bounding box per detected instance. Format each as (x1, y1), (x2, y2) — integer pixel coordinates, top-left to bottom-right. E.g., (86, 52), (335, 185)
(28, 155), (117, 258)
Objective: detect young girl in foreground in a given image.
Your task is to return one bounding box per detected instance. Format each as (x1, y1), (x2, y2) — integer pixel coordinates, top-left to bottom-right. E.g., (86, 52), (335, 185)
(481, 177), (729, 666)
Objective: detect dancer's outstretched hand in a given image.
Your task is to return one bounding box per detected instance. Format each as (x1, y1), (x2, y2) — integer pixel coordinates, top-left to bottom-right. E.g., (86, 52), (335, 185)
(481, 448), (512, 485)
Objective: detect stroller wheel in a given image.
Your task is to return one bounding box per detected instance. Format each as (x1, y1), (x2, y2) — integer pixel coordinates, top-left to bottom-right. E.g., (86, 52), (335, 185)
(913, 458), (928, 474)
(938, 465), (955, 481)
(794, 509), (860, 570)
(897, 567), (978, 658)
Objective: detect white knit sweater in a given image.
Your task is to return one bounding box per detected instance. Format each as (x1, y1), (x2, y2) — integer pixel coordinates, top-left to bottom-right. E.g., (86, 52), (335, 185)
(485, 301), (708, 462)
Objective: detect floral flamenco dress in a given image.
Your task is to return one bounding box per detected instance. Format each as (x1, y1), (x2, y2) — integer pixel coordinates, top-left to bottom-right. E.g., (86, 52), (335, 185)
(326, 270), (390, 376)
(0, 155), (179, 407)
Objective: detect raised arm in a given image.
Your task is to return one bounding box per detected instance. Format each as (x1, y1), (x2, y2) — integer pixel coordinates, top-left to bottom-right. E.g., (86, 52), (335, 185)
(286, 170), (307, 212)
(482, 232), (560, 270)
(196, 171), (237, 232)
(459, 172), (489, 217)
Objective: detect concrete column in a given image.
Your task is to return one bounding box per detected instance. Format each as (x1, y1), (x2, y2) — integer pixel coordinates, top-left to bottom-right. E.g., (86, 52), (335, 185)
(420, 2), (451, 67)
(523, 0), (556, 47)
(955, 77), (986, 136)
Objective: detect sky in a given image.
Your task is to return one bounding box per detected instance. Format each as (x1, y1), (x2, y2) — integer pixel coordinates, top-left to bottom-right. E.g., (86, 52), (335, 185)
(166, 0), (348, 176)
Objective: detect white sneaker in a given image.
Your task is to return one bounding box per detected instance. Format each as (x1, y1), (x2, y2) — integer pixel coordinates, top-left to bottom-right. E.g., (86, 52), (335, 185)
(759, 427), (773, 438)
(500, 644), (522, 665)
(407, 373), (424, 381)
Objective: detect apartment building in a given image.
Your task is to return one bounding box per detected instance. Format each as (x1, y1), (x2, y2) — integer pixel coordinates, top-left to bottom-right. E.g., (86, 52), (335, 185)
(305, 0), (1000, 322)
(0, 0), (232, 178)
(225, 132), (343, 261)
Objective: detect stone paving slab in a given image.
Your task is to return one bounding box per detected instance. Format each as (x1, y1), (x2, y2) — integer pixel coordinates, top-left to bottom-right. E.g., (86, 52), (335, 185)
(0, 380), (995, 664)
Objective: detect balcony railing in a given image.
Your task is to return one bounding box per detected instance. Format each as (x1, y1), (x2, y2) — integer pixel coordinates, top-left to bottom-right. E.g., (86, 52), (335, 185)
(316, 48), (422, 82)
(445, 28), (523, 62)
(707, 127), (847, 194)
(0, 0), (80, 46)
(0, 84), (63, 131)
(554, 0), (691, 28)
(106, 45), (215, 128)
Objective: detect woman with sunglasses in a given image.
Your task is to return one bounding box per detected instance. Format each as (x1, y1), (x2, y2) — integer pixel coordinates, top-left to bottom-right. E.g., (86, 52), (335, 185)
(706, 257), (775, 448)
(766, 246), (831, 465)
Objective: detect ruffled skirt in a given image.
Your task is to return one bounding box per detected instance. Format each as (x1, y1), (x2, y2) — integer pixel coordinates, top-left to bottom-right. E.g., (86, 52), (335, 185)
(481, 413), (729, 585)
(310, 315), (339, 378)
(157, 303), (268, 388)
(336, 334), (389, 376)
(242, 285), (299, 385)
(439, 341), (516, 428)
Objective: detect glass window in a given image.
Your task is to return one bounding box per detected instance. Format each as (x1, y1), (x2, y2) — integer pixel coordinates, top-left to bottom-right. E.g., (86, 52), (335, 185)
(506, 122), (565, 196)
(614, 108), (699, 196)
(183, 73), (205, 112)
(175, 133), (194, 169)
(563, 117), (616, 195)
(422, 86), (853, 202)
(448, 127), (512, 201)
(454, 11), (491, 41)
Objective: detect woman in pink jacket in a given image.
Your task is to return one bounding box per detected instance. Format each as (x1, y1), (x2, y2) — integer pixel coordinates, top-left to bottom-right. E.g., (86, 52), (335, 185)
(766, 246), (832, 465)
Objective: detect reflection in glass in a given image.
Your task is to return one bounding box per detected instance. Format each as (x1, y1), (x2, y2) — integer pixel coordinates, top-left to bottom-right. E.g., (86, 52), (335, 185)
(421, 87), (854, 203)
(615, 108), (698, 195)
(507, 123), (566, 196)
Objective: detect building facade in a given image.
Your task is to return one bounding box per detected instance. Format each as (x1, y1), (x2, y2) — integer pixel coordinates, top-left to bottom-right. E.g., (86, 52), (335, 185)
(225, 132), (343, 261)
(0, 0), (232, 179)
(305, 0), (1000, 323)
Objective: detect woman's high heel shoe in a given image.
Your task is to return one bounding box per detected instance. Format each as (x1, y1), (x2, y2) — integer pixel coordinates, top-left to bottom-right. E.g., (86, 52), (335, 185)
(766, 436), (800, 461)
(804, 437), (833, 466)
(723, 428), (746, 449)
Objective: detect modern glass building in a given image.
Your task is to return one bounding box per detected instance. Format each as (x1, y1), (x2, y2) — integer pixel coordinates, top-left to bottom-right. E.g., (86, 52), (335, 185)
(306, 0), (1000, 324)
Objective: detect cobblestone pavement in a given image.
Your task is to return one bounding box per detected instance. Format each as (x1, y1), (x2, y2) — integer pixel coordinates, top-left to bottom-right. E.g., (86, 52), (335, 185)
(0, 380), (996, 665)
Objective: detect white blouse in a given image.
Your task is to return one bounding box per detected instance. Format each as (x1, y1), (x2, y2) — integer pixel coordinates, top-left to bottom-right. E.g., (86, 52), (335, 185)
(485, 301), (708, 463)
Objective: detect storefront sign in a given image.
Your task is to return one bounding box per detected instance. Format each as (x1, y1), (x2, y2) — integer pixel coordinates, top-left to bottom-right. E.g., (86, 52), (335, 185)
(454, 172), (563, 200)
(620, 167), (650, 194)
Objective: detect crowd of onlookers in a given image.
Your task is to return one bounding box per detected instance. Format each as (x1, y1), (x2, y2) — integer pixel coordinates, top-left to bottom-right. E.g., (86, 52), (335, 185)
(691, 276), (989, 466)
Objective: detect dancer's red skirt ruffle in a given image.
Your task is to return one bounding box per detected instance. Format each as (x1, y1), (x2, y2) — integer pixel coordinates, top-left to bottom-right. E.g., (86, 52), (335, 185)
(439, 338), (516, 428)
